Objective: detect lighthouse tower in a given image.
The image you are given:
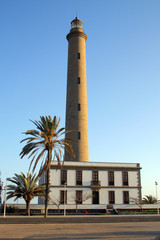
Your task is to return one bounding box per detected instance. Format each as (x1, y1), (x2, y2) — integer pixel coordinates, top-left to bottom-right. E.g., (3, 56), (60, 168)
(65, 17), (89, 162)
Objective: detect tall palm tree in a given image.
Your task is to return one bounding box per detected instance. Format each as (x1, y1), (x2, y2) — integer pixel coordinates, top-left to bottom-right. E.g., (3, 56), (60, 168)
(143, 195), (157, 204)
(7, 172), (45, 216)
(20, 115), (74, 217)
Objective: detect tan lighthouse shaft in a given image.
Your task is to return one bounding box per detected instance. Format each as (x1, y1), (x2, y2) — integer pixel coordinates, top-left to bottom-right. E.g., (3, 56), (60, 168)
(65, 17), (89, 162)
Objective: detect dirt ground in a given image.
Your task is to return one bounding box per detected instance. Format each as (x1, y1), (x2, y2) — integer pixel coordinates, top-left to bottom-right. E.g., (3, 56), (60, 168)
(0, 222), (160, 240)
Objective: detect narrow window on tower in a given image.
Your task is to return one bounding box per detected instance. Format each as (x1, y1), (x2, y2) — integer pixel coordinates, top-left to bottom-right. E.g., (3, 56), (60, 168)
(77, 53), (80, 59)
(78, 104), (80, 111)
(78, 132), (81, 140)
(78, 77), (80, 84)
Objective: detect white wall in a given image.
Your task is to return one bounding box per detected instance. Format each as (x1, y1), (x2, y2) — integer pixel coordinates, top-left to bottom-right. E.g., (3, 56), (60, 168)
(50, 169), (139, 187)
(83, 170), (92, 186)
(115, 171), (122, 186)
(67, 170), (76, 186)
(50, 169), (60, 185)
(99, 171), (107, 186)
(42, 167), (140, 206)
(83, 189), (92, 204)
(129, 171), (138, 186)
(129, 188), (139, 201)
(49, 187), (139, 206)
(115, 189), (123, 204)
(100, 189), (107, 204)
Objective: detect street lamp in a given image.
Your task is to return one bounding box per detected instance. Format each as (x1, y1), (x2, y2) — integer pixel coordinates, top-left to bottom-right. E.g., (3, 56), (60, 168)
(64, 182), (67, 216)
(3, 179), (7, 217)
(155, 181), (159, 215)
(0, 181), (3, 213)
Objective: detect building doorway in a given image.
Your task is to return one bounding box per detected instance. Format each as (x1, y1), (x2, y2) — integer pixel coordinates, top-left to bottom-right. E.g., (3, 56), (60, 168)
(93, 191), (99, 204)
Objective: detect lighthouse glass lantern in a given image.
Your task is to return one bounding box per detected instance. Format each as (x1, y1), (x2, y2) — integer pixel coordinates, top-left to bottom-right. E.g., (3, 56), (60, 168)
(71, 17), (83, 29)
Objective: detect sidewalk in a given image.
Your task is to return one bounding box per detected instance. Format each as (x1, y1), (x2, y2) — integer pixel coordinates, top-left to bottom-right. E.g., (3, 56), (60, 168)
(0, 214), (160, 224)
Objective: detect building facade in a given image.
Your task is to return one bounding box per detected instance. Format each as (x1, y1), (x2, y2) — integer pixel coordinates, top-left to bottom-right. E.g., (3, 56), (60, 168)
(39, 161), (141, 211)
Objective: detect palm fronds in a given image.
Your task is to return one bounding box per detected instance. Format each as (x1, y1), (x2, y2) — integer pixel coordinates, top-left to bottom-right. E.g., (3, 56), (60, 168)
(20, 115), (75, 217)
(143, 195), (157, 204)
(7, 172), (45, 215)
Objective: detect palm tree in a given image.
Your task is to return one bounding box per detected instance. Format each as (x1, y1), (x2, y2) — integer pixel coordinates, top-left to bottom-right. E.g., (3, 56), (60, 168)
(143, 195), (157, 204)
(7, 172), (45, 216)
(20, 115), (74, 217)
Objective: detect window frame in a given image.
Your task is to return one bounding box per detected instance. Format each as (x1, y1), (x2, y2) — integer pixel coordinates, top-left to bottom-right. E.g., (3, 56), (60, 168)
(109, 191), (115, 204)
(76, 190), (82, 204)
(123, 191), (129, 204)
(61, 170), (67, 185)
(92, 190), (99, 204)
(92, 171), (99, 184)
(76, 170), (82, 185)
(60, 190), (67, 204)
(108, 171), (114, 186)
(122, 171), (128, 186)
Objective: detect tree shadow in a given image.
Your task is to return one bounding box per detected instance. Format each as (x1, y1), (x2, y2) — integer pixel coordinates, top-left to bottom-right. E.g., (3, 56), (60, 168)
(1, 230), (160, 240)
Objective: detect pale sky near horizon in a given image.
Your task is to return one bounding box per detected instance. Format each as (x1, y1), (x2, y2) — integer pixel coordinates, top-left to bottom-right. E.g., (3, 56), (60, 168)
(0, 0), (160, 203)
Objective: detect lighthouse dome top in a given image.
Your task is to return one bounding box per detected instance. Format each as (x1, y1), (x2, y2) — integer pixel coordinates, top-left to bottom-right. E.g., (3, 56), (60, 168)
(66, 17), (87, 41)
(71, 17), (83, 30)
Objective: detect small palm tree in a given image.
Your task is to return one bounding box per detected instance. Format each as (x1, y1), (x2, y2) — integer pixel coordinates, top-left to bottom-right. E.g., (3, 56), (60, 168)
(20, 115), (74, 217)
(7, 172), (45, 216)
(143, 195), (157, 204)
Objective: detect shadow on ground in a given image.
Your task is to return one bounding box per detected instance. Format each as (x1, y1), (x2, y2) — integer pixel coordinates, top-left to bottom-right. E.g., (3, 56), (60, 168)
(1, 231), (160, 240)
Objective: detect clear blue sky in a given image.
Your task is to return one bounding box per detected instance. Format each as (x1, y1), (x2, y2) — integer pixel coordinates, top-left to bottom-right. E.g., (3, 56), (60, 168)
(0, 0), (160, 202)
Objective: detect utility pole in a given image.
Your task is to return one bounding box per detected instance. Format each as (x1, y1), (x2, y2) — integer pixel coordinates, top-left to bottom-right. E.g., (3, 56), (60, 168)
(0, 171), (2, 213)
(155, 181), (159, 215)
(3, 179), (7, 217)
(64, 182), (67, 216)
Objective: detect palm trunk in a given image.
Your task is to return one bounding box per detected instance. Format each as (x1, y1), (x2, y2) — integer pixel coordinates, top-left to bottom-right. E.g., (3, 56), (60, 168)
(45, 149), (51, 218)
(26, 200), (31, 216)
(76, 203), (78, 214)
(58, 205), (60, 214)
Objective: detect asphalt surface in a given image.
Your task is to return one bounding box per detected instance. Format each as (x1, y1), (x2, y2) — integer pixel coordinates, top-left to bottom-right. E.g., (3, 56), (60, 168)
(0, 222), (160, 239)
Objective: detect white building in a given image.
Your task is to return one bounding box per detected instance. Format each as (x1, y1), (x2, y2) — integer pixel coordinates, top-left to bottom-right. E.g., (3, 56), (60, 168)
(39, 161), (141, 212)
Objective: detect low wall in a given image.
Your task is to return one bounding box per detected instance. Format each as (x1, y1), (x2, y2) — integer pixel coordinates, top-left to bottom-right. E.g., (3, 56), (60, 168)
(6, 203), (159, 210)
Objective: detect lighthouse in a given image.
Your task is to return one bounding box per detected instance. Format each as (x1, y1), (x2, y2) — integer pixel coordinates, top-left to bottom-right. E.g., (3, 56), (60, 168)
(39, 18), (142, 211)
(65, 17), (89, 162)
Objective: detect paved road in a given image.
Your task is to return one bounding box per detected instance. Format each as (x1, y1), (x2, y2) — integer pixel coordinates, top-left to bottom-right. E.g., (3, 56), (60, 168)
(0, 222), (160, 240)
